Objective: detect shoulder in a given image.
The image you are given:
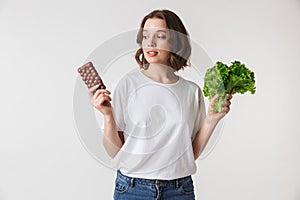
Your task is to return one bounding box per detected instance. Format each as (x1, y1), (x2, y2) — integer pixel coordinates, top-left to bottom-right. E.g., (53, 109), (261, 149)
(179, 76), (202, 92)
(178, 76), (205, 102)
(111, 68), (140, 93)
(117, 68), (141, 88)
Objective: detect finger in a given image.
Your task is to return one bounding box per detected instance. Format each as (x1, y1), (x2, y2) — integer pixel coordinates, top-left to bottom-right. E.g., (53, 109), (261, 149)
(88, 84), (101, 97)
(95, 95), (111, 106)
(93, 89), (111, 99)
(100, 89), (111, 95)
(226, 93), (233, 100)
(222, 106), (230, 113)
(93, 89), (102, 99)
(95, 92), (112, 102)
(208, 95), (219, 112)
(100, 95), (112, 102)
(105, 95), (112, 102)
(210, 94), (220, 104)
(222, 100), (231, 107)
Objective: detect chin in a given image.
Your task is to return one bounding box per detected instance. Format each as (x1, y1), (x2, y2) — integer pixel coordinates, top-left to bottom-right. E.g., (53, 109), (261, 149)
(146, 58), (165, 64)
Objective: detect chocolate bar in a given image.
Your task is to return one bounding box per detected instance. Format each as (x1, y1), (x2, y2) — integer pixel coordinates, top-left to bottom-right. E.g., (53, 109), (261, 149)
(77, 62), (106, 90)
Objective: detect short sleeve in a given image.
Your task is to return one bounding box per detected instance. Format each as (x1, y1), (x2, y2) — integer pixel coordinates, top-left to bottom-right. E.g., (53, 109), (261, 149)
(191, 86), (206, 141)
(110, 78), (127, 132)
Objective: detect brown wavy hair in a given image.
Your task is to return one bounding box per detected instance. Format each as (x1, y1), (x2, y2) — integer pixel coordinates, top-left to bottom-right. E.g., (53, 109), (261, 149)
(135, 9), (192, 71)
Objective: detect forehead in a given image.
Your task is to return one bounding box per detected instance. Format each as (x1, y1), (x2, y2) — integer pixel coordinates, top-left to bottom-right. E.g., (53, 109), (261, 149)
(143, 18), (167, 31)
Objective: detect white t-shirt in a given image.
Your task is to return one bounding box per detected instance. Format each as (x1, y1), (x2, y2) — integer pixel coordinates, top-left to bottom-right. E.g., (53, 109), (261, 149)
(109, 67), (206, 180)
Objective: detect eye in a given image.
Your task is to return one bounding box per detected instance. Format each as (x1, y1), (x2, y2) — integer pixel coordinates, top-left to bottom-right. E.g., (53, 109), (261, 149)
(157, 34), (166, 39)
(142, 35), (149, 39)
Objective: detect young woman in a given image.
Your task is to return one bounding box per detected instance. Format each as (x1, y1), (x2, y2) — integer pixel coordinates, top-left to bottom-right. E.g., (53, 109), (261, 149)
(89, 9), (232, 200)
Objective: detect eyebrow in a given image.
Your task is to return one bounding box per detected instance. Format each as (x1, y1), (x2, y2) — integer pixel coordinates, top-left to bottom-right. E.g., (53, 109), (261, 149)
(142, 29), (167, 33)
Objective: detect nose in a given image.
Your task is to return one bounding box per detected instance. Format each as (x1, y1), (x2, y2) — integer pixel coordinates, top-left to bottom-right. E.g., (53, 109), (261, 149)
(147, 35), (156, 47)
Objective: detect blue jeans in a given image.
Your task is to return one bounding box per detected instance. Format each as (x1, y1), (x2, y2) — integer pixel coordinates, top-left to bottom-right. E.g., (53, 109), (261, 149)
(113, 170), (195, 200)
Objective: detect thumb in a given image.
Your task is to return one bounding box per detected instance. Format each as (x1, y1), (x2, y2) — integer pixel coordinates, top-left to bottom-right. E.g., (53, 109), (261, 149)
(210, 94), (220, 105)
(208, 94), (220, 112)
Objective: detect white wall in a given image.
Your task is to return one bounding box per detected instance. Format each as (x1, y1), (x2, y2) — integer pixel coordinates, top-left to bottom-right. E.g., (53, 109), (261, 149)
(0, 0), (299, 199)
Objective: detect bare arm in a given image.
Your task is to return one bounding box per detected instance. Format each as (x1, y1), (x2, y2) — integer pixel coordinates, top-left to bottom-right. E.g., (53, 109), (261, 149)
(102, 114), (124, 158)
(192, 117), (218, 160)
(89, 84), (124, 158)
(192, 93), (232, 160)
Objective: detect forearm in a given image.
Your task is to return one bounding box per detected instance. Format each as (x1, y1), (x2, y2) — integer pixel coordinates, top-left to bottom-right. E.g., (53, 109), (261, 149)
(102, 113), (123, 158)
(192, 116), (219, 160)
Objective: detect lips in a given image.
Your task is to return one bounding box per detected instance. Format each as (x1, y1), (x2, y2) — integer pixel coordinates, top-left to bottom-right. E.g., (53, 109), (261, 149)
(146, 50), (158, 57)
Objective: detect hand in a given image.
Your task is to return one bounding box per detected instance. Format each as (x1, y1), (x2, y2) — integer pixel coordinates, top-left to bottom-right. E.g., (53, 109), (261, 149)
(89, 84), (112, 116)
(207, 93), (233, 123)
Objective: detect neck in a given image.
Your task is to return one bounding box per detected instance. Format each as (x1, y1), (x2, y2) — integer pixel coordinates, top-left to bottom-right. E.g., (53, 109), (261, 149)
(142, 63), (178, 84)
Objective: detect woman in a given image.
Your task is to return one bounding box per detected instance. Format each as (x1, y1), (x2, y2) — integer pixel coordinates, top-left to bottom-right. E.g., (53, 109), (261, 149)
(89, 9), (232, 200)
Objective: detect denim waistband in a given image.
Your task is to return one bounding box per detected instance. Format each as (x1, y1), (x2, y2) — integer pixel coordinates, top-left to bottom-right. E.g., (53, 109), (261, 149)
(116, 170), (192, 187)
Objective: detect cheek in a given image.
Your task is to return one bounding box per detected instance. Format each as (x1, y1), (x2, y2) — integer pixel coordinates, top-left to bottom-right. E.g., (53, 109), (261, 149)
(159, 51), (170, 59)
(158, 40), (170, 50)
(141, 39), (147, 47)
(141, 39), (171, 52)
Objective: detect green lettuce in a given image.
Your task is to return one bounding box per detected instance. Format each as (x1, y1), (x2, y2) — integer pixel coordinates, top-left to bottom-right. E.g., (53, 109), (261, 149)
(203, 61), (256, 112)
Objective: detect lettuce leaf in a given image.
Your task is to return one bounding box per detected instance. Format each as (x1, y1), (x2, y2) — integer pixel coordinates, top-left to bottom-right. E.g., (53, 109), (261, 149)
(203, 60), (256, 112)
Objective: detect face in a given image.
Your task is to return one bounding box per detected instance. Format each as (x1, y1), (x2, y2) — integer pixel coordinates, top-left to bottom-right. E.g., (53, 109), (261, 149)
(142, 18), (170, 66)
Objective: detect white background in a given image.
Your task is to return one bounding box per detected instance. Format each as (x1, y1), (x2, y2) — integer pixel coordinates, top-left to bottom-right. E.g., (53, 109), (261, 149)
(0, 0), (299, 199)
